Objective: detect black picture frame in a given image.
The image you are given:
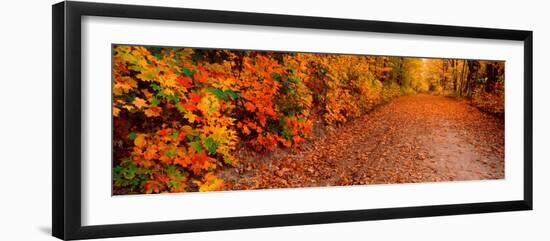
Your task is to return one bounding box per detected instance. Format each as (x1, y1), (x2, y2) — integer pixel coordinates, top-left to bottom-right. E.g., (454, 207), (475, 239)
(52, 1), (533, 240)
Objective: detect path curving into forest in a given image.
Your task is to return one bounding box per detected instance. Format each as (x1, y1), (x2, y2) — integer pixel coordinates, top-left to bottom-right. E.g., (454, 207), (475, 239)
(223, 94), (505, 190)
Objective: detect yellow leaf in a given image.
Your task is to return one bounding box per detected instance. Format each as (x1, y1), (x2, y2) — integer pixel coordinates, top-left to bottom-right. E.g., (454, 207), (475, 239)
(195, 173), (224, 192)
(197, 93), (220, 116)
(113, 76), (137, 96)
(179, 125), (193, 136)
(134, 134), (147, 148)
(184, 111), (197, 123)
(123, 105), (135, 111)
(113, 107), (120, 117)
(133, 97), (148, 109)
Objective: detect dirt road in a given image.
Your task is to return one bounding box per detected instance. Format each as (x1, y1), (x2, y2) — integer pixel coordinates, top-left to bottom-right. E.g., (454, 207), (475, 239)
(223, 94), (505, 190)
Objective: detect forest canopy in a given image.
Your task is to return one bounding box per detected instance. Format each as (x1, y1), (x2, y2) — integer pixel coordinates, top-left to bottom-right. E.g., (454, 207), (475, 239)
(112, 45), (504, 194)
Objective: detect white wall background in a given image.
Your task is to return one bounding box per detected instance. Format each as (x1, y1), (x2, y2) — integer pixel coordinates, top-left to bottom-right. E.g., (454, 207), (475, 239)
(0, 0), (547, 240)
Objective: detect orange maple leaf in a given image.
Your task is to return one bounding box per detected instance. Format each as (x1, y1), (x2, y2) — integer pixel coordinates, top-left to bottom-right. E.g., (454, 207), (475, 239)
(144, 106), (162, 117)
(244, 102), (256, 112)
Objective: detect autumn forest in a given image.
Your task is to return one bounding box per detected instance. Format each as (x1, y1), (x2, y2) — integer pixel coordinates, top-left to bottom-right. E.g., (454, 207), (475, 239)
(112, 45), (505, 195)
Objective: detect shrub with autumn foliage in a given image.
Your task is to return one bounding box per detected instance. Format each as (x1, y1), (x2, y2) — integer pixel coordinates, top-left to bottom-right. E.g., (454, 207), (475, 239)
(112, 46), (322, 194)
(112, 46), (238, 194)
(472, 79), (505, 115)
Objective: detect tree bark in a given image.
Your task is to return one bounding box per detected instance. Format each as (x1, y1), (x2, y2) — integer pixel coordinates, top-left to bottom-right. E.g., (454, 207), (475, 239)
(459, 60), (467, 96)
(485, 63), (496, 92)
(452, 60), (457, 93)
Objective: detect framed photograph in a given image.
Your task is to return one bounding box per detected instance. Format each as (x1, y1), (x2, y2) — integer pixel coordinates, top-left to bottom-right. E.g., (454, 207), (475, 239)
(52, 1), (533, 240)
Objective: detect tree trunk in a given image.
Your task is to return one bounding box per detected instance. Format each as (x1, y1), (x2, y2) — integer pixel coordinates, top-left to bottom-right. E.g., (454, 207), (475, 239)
(452, 60), (458, 93)
(439, 60), (447, 89)
(485, 63), (496, 92)
(466, 60), (479, 97)
(459, 60), (467, 96)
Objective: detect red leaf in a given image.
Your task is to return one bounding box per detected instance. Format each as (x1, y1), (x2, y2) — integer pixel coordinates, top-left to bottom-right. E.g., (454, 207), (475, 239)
(184, 103), (198, 111)
(176, 75), (193, 88)
(189, 92), (201, 103)
(194, 66), (209, 83)
(158, 129), (169, 136)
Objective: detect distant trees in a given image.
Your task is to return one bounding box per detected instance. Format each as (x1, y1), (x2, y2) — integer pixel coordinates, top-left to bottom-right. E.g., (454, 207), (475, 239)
(419, 58), (504, 114)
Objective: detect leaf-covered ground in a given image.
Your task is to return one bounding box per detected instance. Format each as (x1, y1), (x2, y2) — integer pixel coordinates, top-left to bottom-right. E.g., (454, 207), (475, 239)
(221, 94), (504, 190)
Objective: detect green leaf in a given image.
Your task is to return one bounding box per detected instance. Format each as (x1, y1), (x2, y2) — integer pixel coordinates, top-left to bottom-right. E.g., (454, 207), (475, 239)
(207, 87), (239, 100)
(228, 91), (239, 99)
(208, 87), (224, 98)
(203, 137), (219, 155)
(281, 129), (292, 139)
(189, 141), (203, 152)
(121, 163), (138, 180)
(165, 149), (176, 158)
(129, 179), (140, 186)
(149, 97), (160, 106)
(165, 165), (186, 190)
(113, 165), (124, 172)
(151, 83), (161, 92)
(182, 68), (191, 77)
(271, 72), (282, 80)
(165, 165), (177, 174)
(128, 132), (137, 141)
(166, 93), (179, 103)
(169, 131), (179, 140)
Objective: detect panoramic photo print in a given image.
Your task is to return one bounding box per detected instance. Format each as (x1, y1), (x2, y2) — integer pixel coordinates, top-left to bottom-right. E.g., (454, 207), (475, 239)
(111, 45), (505, 195)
